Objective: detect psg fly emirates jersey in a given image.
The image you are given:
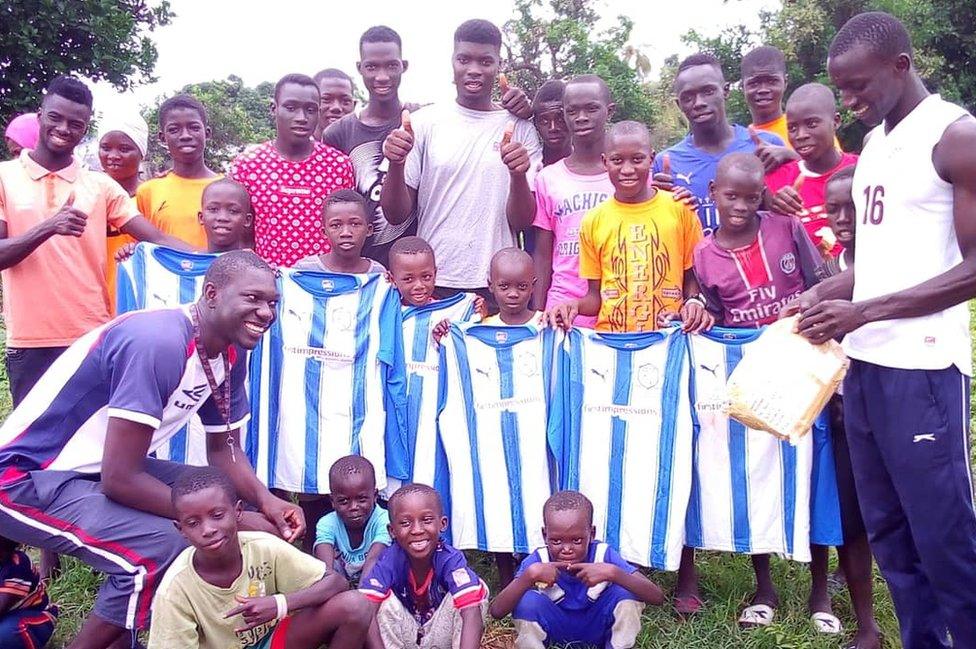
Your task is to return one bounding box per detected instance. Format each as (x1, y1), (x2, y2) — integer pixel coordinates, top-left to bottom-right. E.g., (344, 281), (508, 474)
(399, 293), (478, 510)
(116, 243), (221, 465)
(686, 328), (841, 559)
(248, 270), (408, 493)
(437, 323), (560, 554)
(556, 327), (692, 570)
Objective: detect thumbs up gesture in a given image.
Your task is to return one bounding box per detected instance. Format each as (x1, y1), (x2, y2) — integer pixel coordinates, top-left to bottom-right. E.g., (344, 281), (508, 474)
(498, 72), (533, 120)
(382, 108), (415, 165)
(499, 121), (530, 174)
(47, 191), (87, 237)
(748, 125), (797, 172)
(769, 173), (807, 216)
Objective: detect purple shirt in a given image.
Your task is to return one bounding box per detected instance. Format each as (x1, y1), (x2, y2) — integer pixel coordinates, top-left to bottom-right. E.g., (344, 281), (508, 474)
(359, 539), (485, 625)
(693, 212), (821, 327)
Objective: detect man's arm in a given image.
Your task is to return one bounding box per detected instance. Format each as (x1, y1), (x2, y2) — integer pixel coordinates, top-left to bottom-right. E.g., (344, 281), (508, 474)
(506, 172), (536, 231)
(533, 228), (554, 310)
(120, 215), (196, 252)
(380, 113), (418, 226)
(0, 197), (87, 270)
(798, 119), (976, 342)
(542, 279), (601, 332)
(207, 429), (305, 542)
(313, 543), (337, 571)
(101, 418), (178, 518)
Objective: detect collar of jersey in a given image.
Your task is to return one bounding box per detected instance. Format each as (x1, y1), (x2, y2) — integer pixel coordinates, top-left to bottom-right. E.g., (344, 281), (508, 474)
(464, 323), (538, 347)
(584, 328), (670, 351)
(402, 291), (467, 319)
(699, 325), (765, 345)
(147, 243), (218, 276)
(286, 270), (372, 296)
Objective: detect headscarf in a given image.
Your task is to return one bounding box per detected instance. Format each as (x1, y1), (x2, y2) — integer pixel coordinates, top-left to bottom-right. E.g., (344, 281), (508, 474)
(97, 111), (149, 158)
(4, 113), (40, 150)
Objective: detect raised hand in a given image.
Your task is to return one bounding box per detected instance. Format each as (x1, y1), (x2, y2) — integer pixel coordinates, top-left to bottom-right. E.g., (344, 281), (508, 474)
(749, 125), (797, 172)
(500, 121), (531, 174)
(498, 73), (533, 120)
(652, 152), (676, 192)
(770, 174), (807, 215)
(47, 192), (87, 237)
(383, 109), (415, 164)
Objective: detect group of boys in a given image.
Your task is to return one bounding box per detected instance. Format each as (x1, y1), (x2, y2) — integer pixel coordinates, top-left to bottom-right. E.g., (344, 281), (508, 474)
(0, 9), (974, 649)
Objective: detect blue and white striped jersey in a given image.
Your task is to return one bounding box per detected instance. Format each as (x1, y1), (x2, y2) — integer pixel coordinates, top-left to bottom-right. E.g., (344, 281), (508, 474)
(437, 323), (559, 554)
(686, 328), (840, 560)
(557, 328), (692, 571)
(116, 243), (221, 465)
(248, 270), (408, 494)
(400, 293), (478, 503)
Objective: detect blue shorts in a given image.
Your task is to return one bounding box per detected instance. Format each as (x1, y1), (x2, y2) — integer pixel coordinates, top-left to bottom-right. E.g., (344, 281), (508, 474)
(513, 583), (638, 646)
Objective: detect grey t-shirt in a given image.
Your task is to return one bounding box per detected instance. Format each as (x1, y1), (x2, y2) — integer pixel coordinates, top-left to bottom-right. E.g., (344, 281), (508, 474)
(322, 113), (416, 267)
(292, 254), (387, 274)
(404, 102), (542, 289)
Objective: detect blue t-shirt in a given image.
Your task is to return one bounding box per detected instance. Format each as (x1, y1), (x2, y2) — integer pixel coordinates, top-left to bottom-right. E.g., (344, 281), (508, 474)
(359, 539), (486, 625)
(314, 505), (391, 579)
(515, 541), (636, 611)
(651, 124), (784, 236)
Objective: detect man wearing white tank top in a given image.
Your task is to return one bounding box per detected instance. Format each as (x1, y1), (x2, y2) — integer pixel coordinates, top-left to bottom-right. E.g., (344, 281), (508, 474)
(790, 12), (976, 649)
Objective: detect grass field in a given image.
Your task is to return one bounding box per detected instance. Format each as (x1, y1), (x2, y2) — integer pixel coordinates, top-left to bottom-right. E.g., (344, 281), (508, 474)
(9, 307), (976, 649)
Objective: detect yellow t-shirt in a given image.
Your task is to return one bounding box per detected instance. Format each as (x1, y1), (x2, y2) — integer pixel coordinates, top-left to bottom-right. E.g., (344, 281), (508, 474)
(148, 532), (326, 649)
(752, 114), (843, 151)
(136, 172), (221, 249)
(578, 192), (702, 333)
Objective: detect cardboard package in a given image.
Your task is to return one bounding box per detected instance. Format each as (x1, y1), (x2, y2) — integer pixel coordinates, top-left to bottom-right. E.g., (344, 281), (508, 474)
(727, 316), (849, 443)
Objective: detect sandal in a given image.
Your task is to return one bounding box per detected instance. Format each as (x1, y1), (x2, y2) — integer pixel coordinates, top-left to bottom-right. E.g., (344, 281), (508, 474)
(811, 611), (843, 635)
(738, 603), (775, 628)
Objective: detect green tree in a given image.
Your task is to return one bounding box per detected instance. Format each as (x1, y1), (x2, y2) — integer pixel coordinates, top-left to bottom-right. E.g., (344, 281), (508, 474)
(142, 75), (275, 172)
(656, 0), (976, 151)
(501, 0), (656, 124)
(0, 0), (173, 126)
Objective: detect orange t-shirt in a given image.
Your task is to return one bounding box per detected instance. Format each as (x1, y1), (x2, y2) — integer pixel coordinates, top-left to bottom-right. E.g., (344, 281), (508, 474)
(106, 198), (137, 315)
(0, 152), (137, 347)
(136, 172), (220, 250)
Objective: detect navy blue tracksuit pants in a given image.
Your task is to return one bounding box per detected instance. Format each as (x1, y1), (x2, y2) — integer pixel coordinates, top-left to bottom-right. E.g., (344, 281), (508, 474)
(845, 360), (976, 648)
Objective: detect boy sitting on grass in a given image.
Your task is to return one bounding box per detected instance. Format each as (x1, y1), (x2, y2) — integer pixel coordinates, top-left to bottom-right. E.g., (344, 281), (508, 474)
(360, 483), (487, 649)
(0, 536), (58, 649)
(148, 467), (371, 649)
(489, 490), (663, 649)
(294, 189), (387, 274)
(314, 456), (391, 585)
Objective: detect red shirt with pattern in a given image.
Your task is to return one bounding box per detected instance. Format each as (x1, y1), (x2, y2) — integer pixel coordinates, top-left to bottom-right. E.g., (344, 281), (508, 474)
(229, 141), (355, 267)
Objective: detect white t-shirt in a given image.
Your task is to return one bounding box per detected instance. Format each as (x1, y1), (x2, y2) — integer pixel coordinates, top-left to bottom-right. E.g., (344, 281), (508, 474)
(844, 94), (973, 374)
(404, 102), (542, 288)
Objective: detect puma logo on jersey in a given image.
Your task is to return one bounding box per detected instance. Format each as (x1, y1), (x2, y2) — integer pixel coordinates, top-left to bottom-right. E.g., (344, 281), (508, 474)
(152, 293), (170, 307)
(699, 363), (719, 377)
(590, 368), (607, 381)
(475, 367), (491, 379)
(675, 172), (694, 184)
(913, 433), (937, 443)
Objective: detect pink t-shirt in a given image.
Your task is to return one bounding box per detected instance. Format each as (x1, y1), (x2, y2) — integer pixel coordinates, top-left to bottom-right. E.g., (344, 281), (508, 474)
(532, 160), (613, 328)
(229, 141), (355, 267)
(765, 152), (858, 257)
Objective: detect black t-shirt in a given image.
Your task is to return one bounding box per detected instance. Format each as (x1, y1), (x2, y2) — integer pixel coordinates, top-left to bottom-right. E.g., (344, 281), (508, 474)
(322, 113), (418, 267)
